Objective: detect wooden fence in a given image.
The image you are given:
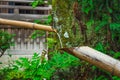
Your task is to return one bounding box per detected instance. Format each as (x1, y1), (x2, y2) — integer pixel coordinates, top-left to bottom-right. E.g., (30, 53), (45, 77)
(0, 0), (51, 20)
(0, 0), (51, 54)
(0, 0), (51, 66)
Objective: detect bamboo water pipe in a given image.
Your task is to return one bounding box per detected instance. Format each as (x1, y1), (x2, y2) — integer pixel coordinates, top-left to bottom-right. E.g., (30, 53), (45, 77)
(0, 18), (56, 32)
(62, 46), (120, 77)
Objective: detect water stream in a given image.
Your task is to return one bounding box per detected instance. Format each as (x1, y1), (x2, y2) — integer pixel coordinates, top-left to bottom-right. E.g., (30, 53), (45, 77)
(56, 32), (63, 48)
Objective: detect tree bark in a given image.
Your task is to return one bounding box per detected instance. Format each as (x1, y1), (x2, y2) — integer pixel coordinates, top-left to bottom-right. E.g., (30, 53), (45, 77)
(61, 46), (120, 77)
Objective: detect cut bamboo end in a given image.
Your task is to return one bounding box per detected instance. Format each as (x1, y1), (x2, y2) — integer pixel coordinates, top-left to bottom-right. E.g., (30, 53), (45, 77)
(61, 46), (120, 77)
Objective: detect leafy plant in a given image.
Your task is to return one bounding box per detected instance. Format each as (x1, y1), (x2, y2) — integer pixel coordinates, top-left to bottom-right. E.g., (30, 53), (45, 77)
(0, 51), (80, 80)
(94, 75), (108, 80)
(47, 38), (57, 49)
(34, 15), (52, 25)
(0, 30), (15, 57)
(30, 30), (45, 39)
(113, 52), (120, 59)
(95, 42), (107, 53)
(31, 0), (44, 8)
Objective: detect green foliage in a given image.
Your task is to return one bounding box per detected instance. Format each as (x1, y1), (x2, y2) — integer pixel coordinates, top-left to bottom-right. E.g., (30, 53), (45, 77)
(49, 51), (80, 68)
(0, 52), (80, 80)
(94, 75), (108, 80)
(95, 42), (118, 57)
(0, 30), (15, 50)
(113, 52), (120, 59)
(6, 70), (24, 80)
(112, 76), (120, 80)
(31, 15), (52, 39)
(94, 75), (120, 80)
(31, 0), (44, 8)
(47, 38), (56, 49)
(44, 15), (52, 25)
(81, 0), (94, 14)
(95, 42), (107, 53)
(110, 23), (120, 32)
(0, 30), (15, 57)
(95, 21), (108, 32)
(34, 15), (52, 25)
(30, 30), (45, 39)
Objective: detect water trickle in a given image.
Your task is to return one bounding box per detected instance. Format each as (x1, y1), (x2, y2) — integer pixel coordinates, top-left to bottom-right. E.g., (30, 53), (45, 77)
(56, 32), (63, 48)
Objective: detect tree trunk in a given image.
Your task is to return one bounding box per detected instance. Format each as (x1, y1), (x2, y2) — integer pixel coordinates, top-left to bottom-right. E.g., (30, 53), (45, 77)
(61, 46), (120, 77)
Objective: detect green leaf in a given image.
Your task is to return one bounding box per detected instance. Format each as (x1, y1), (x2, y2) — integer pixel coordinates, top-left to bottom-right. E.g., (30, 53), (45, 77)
(47, 38), (57, 48)
(86, 20), (94, 27)
(95, 21), (108, 32)
(108, 8), (113, 13)
(95, 42), (106, 53)
(0, 62), (2, 64)
(92, 66), (97, 71)
(31, 1), (39, 8)
(0, 30), (15, 57)
(44, 15), (52, 25)
(31, 30), (45, 39)
(110, 23), (120, 31)
(34, 20), (41, 23)
(114, 52), (120, 59)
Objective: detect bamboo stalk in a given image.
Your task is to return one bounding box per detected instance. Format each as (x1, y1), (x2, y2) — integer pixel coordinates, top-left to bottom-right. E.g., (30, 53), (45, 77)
(0, 18), (56, 32)
(62, 46), (120, 77)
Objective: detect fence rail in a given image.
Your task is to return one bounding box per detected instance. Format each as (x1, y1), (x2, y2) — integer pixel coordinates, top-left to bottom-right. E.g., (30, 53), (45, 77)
(0, 5), (51, 10)
(0, 0), (48, 3)
(0, 13), (49, 20)
(0, 0), (51, 20)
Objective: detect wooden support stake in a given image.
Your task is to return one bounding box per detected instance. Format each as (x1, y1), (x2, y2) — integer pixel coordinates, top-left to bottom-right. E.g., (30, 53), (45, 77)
(0, 18), (56, 32)
(62, 46), (120, 77)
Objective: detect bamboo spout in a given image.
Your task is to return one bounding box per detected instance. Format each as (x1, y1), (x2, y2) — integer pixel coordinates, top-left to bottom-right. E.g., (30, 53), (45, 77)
(0, 18), (56, 32)
(62, 46), (120, 77)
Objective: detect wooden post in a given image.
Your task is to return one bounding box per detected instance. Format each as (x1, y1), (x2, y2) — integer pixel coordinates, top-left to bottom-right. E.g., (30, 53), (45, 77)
(0, 18), (56, 32)
(61, 46), (120, 77)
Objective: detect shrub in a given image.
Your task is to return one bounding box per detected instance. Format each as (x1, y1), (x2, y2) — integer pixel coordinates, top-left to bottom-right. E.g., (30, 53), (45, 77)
(0, 51), (80, 80)
(0, 30), (15, 57)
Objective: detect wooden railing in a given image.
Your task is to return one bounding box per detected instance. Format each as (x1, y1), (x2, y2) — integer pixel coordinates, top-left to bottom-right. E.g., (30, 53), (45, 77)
(0, 0), (51, 20)
(0, 0), (38, 2)
(0, 0), (50, 55)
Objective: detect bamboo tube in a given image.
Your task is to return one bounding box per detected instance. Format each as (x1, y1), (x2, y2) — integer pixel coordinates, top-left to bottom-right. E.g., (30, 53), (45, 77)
(0, 18), (56, 32)
(62, 46), (120, 77)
